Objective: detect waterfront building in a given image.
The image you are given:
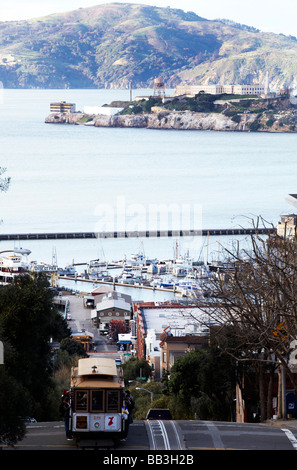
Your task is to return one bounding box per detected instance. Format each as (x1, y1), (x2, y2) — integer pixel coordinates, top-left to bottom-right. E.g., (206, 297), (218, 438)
(91, 291), (132, 331)
(83, 286), (113, 309)
(50, 101), (76, 113)
(277, 194), (297, 238)
(277, 214), (297, 238)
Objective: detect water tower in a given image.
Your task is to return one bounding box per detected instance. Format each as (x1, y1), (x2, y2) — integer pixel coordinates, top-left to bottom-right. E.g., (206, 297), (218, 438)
(153, 77), (165, 98)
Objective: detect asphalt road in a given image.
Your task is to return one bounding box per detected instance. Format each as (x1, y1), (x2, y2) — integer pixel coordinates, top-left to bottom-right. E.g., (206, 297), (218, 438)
(3, 419), (297, 452)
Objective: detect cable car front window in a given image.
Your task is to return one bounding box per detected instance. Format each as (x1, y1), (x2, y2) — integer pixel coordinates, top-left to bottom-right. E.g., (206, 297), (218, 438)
(107, 390), (119, 411)
(75, 390), (88, 411)
(91, 390), (104, 412)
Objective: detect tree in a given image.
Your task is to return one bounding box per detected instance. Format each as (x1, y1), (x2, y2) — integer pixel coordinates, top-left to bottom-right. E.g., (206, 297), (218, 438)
(108, 319), (129, 342)
(0, 273), (71, 423)
(59, 337), (87, 357)
(122, 357), (152, 384)
(168, 347), (236, 420)
(0, 369), (28, 446)
(196, 219), (297, 420)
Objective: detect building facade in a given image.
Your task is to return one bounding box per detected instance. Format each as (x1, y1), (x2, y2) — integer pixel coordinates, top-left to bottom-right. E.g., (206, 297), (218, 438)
(72, 329), (94, 352)
(50, 101), (76, 113)
(160, 334), (209, 373)
(277, 214), (297, 238)
(91, 291), (132, 331)
(174, 83), (266, 97)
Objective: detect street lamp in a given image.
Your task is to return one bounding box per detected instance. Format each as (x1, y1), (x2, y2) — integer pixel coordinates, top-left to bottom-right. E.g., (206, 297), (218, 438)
(136, 387), (153, 403)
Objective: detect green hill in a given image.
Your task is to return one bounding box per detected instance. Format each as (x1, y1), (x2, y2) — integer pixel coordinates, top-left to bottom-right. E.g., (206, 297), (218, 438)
(1, 3), (297, 89)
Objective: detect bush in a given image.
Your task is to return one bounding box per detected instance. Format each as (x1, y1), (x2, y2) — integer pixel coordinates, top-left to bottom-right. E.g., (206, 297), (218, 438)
(266, 118), (275, 127)
(249, 120), (260, 131)
(231, 114), (241, 123)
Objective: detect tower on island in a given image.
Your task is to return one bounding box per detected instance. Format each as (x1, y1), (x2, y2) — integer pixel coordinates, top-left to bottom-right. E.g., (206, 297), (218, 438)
(153, 77), (165, 98)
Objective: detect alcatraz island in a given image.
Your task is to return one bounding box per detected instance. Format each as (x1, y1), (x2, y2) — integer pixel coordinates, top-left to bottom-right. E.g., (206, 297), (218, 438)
(45, 77), (297, 133)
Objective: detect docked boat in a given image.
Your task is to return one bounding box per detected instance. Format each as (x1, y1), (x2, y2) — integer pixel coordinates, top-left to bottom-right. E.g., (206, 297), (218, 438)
(147, 263), (158, 274)
(117, 271), (135, 284)
(0, 250), (30, 285)
(88, 269), (111, 281)
(58, 265), (77, 277)
(88, 259), (107, 269)
(126, 252), (146, 267)
(172, 265), (187, 277)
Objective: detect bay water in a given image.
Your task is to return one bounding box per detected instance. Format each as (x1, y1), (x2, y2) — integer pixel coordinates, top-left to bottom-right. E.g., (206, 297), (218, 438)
(0, 88), (296, 299)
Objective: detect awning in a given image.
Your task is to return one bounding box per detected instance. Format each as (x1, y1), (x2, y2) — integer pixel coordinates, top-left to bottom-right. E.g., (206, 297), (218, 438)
(118, 334), (131, 344)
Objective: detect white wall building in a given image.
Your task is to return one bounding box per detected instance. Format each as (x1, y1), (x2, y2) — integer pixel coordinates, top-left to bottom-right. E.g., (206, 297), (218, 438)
(175, 83), (266, 97)
(83, 106), (124, 115)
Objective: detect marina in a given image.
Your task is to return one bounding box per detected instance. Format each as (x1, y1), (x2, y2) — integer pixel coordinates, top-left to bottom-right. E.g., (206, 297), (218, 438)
(0, 240), (231, 301)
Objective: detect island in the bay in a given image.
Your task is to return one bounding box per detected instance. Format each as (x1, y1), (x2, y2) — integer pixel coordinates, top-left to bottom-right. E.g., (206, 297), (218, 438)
(45, 78), (297, 133)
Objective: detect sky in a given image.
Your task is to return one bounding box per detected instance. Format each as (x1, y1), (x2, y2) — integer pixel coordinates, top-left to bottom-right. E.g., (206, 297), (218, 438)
(1, 0), (297, 37)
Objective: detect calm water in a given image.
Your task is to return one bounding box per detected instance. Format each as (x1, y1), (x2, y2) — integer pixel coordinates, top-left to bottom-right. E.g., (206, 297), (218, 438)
(0, 88), (296, 282)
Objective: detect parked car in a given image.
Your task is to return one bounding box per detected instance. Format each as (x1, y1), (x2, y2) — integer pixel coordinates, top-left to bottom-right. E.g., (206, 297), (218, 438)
(145, 408), (172, 420)
(24, 417), (37, 423)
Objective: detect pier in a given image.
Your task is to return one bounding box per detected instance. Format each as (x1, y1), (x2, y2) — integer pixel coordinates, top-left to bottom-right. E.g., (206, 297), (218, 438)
(0, 228), (272, 241)
(59, 275), (181, 294)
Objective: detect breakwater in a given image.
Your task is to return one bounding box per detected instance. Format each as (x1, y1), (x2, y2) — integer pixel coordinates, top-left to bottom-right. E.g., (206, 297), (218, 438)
(0, 228), (272, 241)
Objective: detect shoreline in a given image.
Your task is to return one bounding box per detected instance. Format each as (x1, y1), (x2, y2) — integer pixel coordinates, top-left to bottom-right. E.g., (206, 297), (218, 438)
(45, 110), (297, 133)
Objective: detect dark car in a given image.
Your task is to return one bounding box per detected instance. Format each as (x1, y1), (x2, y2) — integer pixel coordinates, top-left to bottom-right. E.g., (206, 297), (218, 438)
(24, 417), (37, 423)
(145, 408), (172, 420)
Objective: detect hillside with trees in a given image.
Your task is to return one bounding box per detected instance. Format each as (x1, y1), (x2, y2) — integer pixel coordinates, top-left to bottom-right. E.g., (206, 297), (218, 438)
(1, 3), (297, 89)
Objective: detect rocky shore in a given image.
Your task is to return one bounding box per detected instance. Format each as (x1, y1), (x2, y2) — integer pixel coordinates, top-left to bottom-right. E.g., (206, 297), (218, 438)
(45, 109), (297, 133)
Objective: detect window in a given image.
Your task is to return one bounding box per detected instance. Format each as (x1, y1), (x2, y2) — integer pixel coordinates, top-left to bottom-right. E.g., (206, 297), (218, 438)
(74, 389), (121, 413)
(75, 390), (88, 411)
(107, 390), (120, 412)
(91, 390), (104, 412)
(76, 416), (88, 429)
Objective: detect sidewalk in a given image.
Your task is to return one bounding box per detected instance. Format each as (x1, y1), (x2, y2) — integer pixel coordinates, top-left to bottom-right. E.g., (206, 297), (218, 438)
(263, 418), (297, 429)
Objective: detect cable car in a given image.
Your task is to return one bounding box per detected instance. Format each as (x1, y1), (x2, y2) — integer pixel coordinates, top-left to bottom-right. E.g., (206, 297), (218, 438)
(69, 357), (128, 448)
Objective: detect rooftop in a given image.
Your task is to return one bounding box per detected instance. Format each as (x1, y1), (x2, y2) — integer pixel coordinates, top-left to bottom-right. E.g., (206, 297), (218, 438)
(96, 290), (132, 311)
(137, 302), (213, 336)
